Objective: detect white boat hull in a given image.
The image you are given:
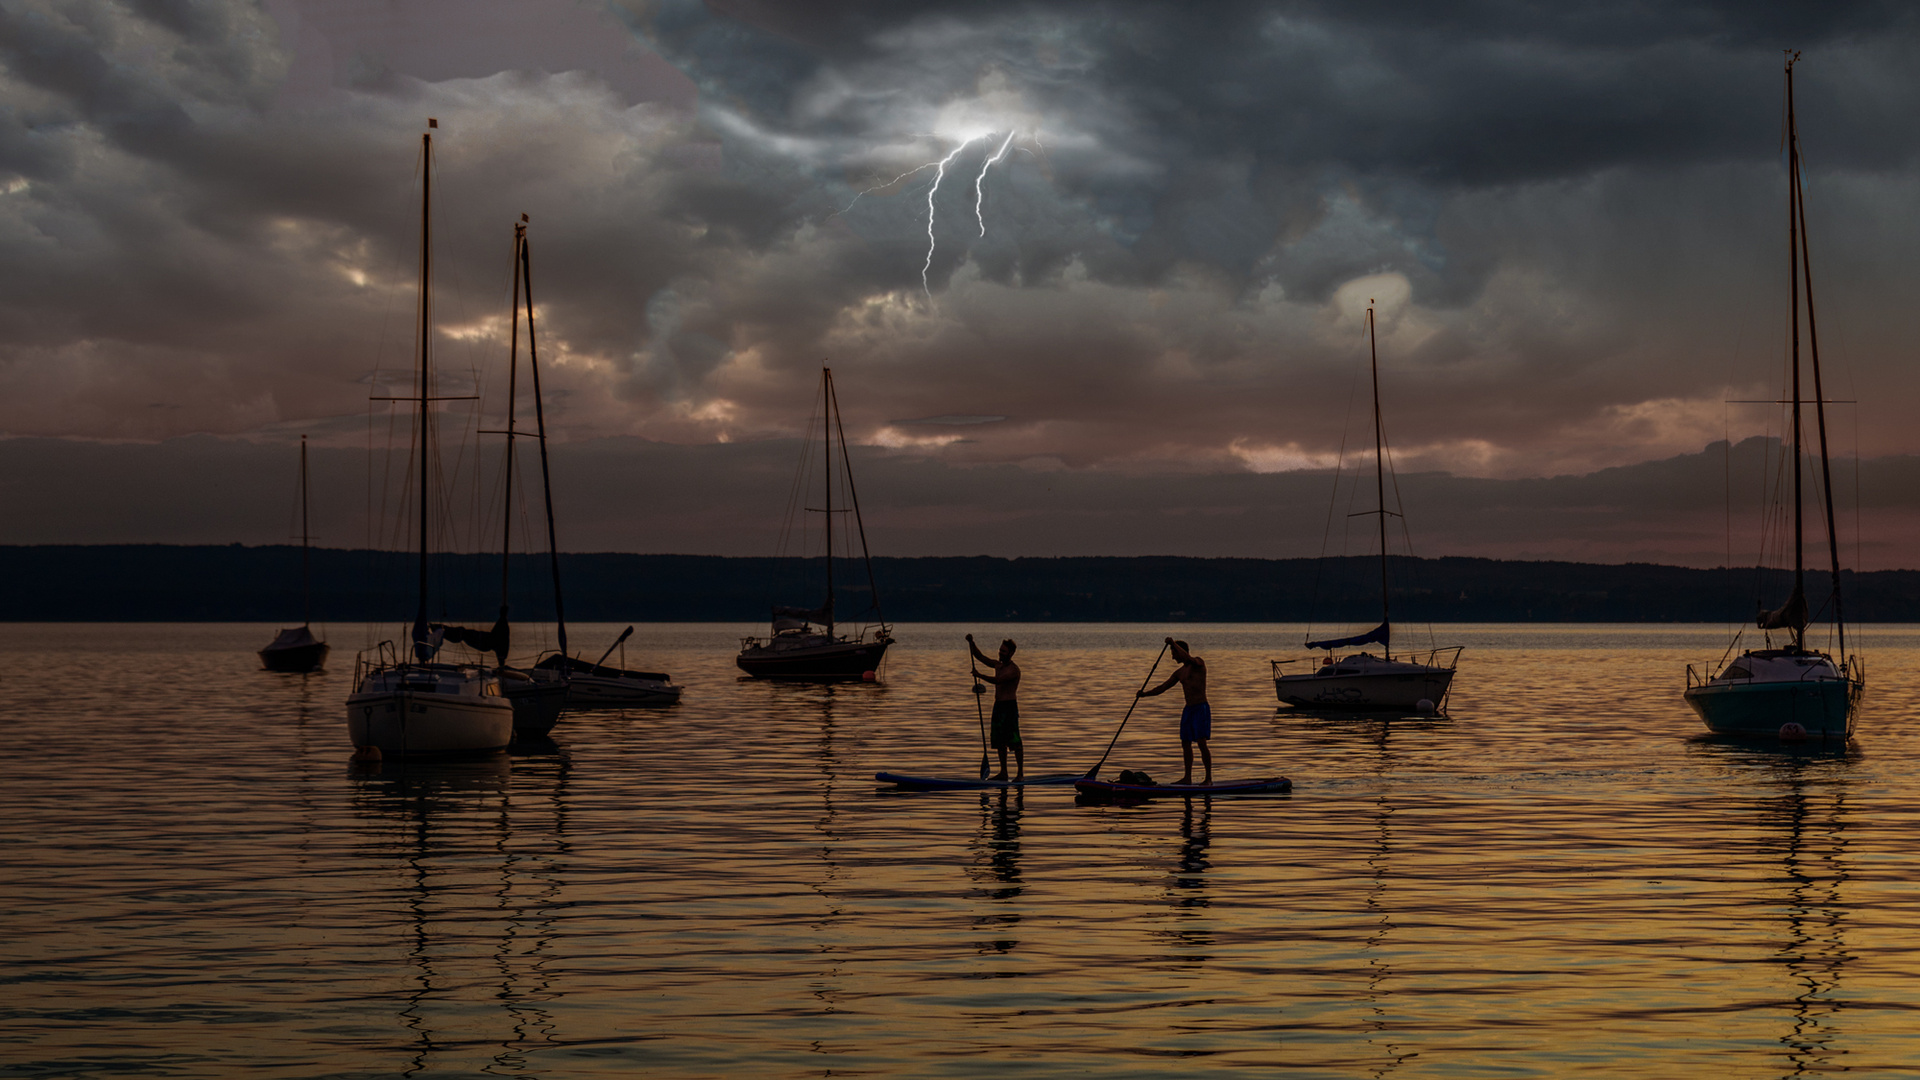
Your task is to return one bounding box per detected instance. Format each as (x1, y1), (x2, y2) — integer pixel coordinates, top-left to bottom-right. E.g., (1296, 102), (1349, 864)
(1276, 667), (1454, 711)
(560, 674), (682, 708)
(347, 690), (514, 753)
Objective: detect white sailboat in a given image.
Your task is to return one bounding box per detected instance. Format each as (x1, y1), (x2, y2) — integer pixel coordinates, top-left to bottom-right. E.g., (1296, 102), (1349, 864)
(1684, 53), (1864, 739)
(346, 119), (514, 756)
(1273, 303), (1461, 712)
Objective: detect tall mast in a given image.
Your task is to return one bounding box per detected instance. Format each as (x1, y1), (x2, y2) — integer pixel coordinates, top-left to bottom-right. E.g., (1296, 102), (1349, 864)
(300, 434), (312, 627)
(1787, 54), (1848, 662)
(1369, 304), (1390, 657)
(1785, 57), (1806, 651)
(499, 222), (524, 619)
(822, 366), (835, 637)
(830, 374), (885, 629)
(521, 219), (569, 662)
(416, 124), (433, 652)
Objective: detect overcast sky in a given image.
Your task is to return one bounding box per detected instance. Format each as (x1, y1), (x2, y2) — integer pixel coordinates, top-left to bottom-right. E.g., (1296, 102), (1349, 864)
(0, 1), (1914, 564)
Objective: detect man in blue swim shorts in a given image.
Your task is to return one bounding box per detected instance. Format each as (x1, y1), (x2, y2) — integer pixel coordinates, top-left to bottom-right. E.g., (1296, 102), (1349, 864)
(1139, 637), (1212, 785)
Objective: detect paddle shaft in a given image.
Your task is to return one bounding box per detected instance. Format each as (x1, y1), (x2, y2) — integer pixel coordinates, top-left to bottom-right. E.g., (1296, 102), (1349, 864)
(973, 662), (988, 778)
(1085, 641), (1170, 780)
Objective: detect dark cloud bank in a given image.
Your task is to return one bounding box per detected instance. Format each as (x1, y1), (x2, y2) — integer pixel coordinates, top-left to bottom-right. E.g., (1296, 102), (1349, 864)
(0, 1), (1916, 563)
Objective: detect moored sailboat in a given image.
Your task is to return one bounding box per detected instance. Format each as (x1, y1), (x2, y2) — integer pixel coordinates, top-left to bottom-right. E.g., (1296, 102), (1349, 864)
(345, 119), (513, 756)
(258, 434), (330, 673)
(1684, 53), (1864, 739)
(737, 367), (893, 680)
(1273, 303), (1461, 712)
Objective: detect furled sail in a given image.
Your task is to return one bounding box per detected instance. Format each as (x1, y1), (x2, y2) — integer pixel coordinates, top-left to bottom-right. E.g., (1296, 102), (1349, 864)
(1758, 588), (1809, 632)
(1306, 620), (1391, 651)
(436, 609), (511, 663)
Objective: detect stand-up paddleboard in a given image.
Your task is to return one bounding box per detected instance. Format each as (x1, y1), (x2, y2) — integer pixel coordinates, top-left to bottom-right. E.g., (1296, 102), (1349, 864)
(877, 772), (1080, 791)
(1074, 776), (1292, 799)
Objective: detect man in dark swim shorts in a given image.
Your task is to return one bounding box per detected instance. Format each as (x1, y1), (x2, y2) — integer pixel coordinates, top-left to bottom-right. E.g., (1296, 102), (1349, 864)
(1139, 637), (1212, 785)
(969, 634), (1023, 780)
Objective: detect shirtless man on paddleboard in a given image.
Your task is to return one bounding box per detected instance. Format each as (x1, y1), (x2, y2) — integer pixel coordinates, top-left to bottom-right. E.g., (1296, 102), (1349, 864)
(969, 634), (1023, 780)
(1139, 638), (1212, 785)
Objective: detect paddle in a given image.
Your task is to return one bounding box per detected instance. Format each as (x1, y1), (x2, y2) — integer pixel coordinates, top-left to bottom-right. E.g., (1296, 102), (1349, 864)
(593, 625), (635, 670)
(968, 634), (989, 779)
(1084, 639), (1171, 781)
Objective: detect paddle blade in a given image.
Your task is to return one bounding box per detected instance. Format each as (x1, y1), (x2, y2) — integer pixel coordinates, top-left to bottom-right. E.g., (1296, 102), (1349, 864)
(979, 753), (989, 780)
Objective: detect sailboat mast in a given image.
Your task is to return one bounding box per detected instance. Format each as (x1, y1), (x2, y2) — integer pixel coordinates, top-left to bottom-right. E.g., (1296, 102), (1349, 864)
(829, 375), (885, 628)
(300, 434), (311, 627)
(417, 126), (433, 645)
(499, 223), (524, 614)
(1785, 58), (1806, 651)
(1786, 56), (1848, 662)
(1369, 305), (1390, 655)
(521, 222), (569, 662)
(823, 366), (834, 637)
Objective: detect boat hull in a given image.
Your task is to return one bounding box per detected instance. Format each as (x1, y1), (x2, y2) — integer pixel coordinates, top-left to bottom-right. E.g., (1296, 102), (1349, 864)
(1683, 677), (1859, 738)
(1276, 668), (1454, 711)
(558, 674), (682, 708)
(260, 641), (329, 673)
(500, 679), (570, 738)
(346, 689), (514, 754)
(737, 638), (891, 681)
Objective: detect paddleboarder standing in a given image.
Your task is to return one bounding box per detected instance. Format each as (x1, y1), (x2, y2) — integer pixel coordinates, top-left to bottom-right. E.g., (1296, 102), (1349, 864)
(968, 634), (1023, 780)
(1139, 638), (1212, 785)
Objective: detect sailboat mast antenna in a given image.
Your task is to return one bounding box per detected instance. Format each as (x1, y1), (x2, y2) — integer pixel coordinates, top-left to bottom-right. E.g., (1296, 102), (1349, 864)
(829, 373), (884, 627)
(521, 218), (569, 662)
(1787, 54), (1848, 662)
(500, 221), (524, 614)
(822, 366), (835, 637)
(417, 123), (434, 645)
(1369, 303), (1390, 656)
(1784, 57), (1806, 650)
(300, 434), (311, 627)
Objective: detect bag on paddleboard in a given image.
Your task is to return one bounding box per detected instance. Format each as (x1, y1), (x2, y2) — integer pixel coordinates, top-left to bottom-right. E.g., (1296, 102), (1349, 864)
(1116, 769), (1155, 786)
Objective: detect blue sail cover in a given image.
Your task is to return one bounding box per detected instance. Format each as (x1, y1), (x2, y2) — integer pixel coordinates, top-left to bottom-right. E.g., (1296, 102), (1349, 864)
(1305, 621), (1390, 651)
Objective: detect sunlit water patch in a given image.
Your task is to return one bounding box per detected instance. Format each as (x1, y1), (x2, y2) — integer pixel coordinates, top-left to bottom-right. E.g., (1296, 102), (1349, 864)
(4, 623), (1920, 1077)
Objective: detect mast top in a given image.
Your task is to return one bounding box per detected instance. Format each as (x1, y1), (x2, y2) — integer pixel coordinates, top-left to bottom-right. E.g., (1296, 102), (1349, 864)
(427, 117), (438, 129)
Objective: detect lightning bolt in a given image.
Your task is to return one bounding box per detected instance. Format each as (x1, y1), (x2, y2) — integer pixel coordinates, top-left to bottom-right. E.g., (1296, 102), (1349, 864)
(922, 135), (984, 298)
(835, 160), (941, 217)
(973, 131), (1017, 237)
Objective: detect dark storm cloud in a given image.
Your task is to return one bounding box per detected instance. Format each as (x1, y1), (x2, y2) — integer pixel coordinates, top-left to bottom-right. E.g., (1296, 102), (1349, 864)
(1, 0), (1918, 559)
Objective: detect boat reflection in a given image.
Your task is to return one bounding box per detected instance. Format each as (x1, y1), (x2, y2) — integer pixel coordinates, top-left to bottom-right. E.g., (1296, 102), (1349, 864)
(1762, 760), (1853, 1076)
(347, 745), (573, 1076)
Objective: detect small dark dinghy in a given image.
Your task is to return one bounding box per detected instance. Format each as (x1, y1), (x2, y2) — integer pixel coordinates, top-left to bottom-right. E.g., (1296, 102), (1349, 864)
(876, 772), (1079, 791)
(1074, 775), (1292, 799)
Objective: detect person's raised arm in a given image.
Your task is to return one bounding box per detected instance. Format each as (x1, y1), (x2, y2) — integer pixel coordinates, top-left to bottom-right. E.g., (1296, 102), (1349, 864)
(1167, 637), (1193, 666)
(967, 634), (995, 666)
(972, 667), (1006, 685)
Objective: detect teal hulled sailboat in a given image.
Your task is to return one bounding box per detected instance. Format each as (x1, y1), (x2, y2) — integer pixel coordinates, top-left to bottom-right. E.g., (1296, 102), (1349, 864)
(1683, 53), (1864, 739)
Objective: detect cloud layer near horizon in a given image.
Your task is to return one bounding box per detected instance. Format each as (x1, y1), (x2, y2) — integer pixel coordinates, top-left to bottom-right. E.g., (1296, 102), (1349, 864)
(0, 0), (1916, 558)
(4, 434), (1914, 572)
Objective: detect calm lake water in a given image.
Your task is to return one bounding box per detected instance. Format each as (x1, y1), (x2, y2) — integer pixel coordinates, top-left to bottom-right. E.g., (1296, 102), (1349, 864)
(4, 622), (1920, 1078)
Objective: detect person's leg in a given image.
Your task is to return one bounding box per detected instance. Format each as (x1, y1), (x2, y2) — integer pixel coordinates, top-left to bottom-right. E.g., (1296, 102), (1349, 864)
(1012, 742), (1025, 779)
(1179, 740), (1194, 785)
(994, 746), (1008, 781)
(1198, 738), (1212, 784)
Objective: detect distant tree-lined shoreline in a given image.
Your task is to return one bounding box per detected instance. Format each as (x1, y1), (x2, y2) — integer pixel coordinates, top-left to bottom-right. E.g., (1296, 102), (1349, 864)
(1, 545), (1911, 623)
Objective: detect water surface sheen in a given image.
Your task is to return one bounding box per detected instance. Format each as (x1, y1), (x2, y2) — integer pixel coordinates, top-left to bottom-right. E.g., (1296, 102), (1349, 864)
(4, 622), (1920, 1078)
